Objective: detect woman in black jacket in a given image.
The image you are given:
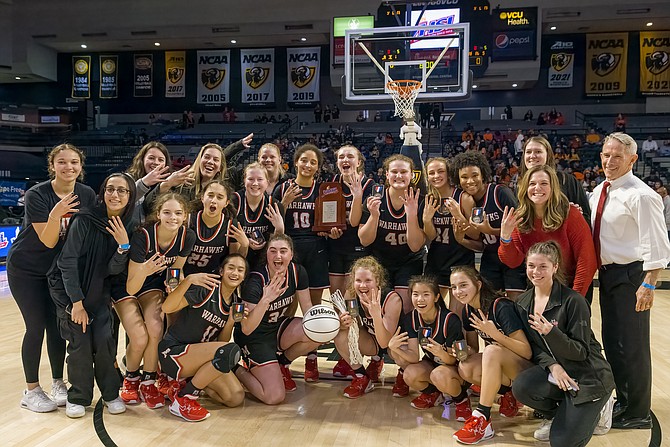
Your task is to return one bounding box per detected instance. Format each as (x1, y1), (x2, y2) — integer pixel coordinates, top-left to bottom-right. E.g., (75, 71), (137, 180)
(48, 173), (137, 418)
(512, 241), (614, 446)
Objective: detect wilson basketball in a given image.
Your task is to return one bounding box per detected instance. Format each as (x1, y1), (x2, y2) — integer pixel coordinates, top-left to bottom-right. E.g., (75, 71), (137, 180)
(302, 305), (340, 343)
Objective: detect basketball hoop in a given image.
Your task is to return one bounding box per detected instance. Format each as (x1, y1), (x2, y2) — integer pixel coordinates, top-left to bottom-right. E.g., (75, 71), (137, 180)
(386, 80), (422, 120)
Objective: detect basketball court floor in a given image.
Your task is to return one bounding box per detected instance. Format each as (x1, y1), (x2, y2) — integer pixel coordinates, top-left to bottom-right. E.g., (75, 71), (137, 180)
(0, 266), (665, 446)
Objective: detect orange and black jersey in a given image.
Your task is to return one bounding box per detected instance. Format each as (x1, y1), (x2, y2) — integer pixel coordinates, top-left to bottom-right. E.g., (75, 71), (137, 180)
(164, 285), (237, 344)
(462, 297), (524, 345)
(273, 180), (321, 242)
(358, 288), (401, 336)
(476, 183), (517, 252)
(425, 188), (475, 272)
(403, 303), (463, 364)
(129, 223), (196, 280)
(241, 262), (309, 335)
(183, 211), (236, 276)
(360, 189), (425, 269)
(328, 174), (374, 255)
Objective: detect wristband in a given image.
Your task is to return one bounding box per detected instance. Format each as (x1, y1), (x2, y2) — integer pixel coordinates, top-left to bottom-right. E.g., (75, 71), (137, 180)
(500, 236), (512, 244)
(641, 282), (656, 290)
(119, 243), (131, 250)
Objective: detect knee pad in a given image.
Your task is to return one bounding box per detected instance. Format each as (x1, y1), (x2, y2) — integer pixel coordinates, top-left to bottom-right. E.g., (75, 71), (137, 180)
(211, 344), (242, 373)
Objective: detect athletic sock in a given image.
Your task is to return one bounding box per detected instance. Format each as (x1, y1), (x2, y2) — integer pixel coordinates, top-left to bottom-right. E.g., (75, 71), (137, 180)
(125, 369), (141, 380)
(421, 384), (438, 394)
(498, 385), (511, 395)
(178, 381), (203, 399)
(231, 364), (241, 374)
(354, 367), (367, 378)
(476, 404), (492, 420)
(307, 352), (317, 360)
(141, 371), (157, 384)
(277, 353), (292, 366)
(454, 384), (469, 402)
(371, 355), (381, 362)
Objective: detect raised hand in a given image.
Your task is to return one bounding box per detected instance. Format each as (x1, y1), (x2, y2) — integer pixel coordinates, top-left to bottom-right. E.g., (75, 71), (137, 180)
(164, 165), (194, 188)
(469, 309), (498, 338)
(260, 272), (288, 305)
(283, 182), (303, 205)
(188, 273), (221, 290)
(423, 194), (440, 221)
(401, 187), (420, 215)
(143, 252), (167, 276)
(500, 206), (521, 240)
(528, 312), (555, 336)
(264, 203), (284, 234)
(241, 133), (254, 148)
(143, 165), (171, 187)
(343, 172), (364, 199)
(388, 327), (409, 351)
(106, 215), (130, 245)
(366, 195), (382, 219)
(228, 222), (249, 249)
(49, 192), (80, 220)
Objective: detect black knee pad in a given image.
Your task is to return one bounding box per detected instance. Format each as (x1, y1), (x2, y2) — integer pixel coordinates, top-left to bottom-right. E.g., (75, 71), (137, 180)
(211, 344), (242, 373)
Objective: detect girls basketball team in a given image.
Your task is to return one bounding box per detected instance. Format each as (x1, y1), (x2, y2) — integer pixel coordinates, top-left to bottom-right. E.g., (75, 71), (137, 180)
(8, 139), (613, 445)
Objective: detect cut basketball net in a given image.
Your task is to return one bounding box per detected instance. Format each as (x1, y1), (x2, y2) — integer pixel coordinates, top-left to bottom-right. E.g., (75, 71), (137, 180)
(328, 290), (364, 366)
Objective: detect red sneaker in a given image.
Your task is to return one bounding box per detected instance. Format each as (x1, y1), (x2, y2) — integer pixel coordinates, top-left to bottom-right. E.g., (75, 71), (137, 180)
(411, 391), (445, 409)
(453, 412), (494, 445)
(156, 373), (170, 398)
(280, 365), (297, 392)
(455, 396), (473, 422)
(169, 394), (210, 422)
(120, 378), (140, 404)
(343, 375), (374, 399)
(469, 384), (481, 397)
(392, 371), (409, 398)
(333, 359), (355, 378)
(498, 390), (521, 418)
(139, 382), (165, 409)
(304, 356), (319, 383)
(365, 358), (384, 382)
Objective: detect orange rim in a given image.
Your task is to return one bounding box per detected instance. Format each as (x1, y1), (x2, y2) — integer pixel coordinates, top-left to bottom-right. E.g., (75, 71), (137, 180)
(386, 80), (422, 98)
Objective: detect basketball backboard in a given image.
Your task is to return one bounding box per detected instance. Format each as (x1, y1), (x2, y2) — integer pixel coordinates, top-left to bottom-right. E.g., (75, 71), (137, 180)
(342, 22), (470, 104)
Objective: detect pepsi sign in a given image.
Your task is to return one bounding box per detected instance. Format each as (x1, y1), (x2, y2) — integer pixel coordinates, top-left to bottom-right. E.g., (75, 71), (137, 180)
(491, 31), (535, 61)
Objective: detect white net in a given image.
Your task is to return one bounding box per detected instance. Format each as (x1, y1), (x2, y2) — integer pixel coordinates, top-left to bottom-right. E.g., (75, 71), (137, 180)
(329, 290), (364, 366)
(387, 80), (422, 120)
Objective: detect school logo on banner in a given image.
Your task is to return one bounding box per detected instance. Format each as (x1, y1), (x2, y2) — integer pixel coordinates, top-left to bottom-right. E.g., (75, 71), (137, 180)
(551, 53), (572, 71)
(287, 47), (320, 104)
(72, 56), (91, 99)
(197, 50), (230, 104)
(585, 33), (628, 96)
(99, 55), (118, 99)
(165, 51), (186, 98)
(134, 54), (153, 97)
(241, 49), (275, 104)
(640, 32), (670, 95)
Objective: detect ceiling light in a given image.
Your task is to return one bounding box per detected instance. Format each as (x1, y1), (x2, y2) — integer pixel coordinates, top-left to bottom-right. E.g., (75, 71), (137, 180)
(80, 44), (87, 49)
(230, 39), (237, 44)
(472, 84), (478, 89)
(154, 42), (160, 46)
(300, 37), (307, 42)
(512, 83), (518, 88)
(15, 76), (21, 80)
(550, 26), (557, 31)
(647, 22), (653, 27)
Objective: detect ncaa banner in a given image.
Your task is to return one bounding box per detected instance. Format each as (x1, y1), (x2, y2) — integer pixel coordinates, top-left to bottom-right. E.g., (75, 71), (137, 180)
(287, 47), (320, 104)
(548, 41), (574, 88)
(640, 31), (670, 96)
(72, 55), (91, 99)
(197, 50), (230, 104)
(99, 55), (118, 98)
(165, 51), (186, 98)
(241, 48), (275, 104)
(585, 33), (628, 96)
(134, 54), (153, 97)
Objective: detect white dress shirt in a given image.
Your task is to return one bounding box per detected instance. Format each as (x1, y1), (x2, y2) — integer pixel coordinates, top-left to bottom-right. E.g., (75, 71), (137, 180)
(590, 170), (670, 270)
(642, 139), (658, 153)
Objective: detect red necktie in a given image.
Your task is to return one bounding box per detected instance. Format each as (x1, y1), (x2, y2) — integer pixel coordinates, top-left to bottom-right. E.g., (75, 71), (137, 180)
(593, 181), (611, 268)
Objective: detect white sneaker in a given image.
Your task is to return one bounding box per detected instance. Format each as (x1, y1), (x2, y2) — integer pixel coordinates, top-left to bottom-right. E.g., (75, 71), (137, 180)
(51, 379), (68, 407)
(20, 386), (58, 413)
(65, 400), (86, 418)
(533, 418), (553, 441)
(104, 397), (126, 415)
(593, 394), (615, 435)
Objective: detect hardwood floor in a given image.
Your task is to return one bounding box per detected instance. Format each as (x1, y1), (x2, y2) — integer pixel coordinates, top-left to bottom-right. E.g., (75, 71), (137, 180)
(0, 267), (665, 446)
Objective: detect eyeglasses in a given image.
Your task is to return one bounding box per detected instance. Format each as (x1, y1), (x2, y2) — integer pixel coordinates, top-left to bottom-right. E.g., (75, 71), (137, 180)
(104, 187), (129, 197)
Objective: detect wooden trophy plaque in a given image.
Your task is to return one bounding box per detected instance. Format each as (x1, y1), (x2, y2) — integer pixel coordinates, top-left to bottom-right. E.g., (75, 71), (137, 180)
(312, 182), (347, 232)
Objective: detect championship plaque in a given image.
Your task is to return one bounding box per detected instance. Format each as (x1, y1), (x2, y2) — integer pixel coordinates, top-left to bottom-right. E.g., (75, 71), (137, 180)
(312, 182), (347, 232)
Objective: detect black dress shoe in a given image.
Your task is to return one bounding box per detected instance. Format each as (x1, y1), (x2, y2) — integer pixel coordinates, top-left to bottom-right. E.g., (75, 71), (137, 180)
(611, 414), (652, 429)
(612, 401), (627, 419)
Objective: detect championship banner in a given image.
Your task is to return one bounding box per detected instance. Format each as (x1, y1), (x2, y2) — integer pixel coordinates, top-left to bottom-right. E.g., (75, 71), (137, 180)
(287, 47), (320, 105)
(72, 55), (91, 99)
(99, 55), (118, 98)
(640, 31), (670, 96)
(134, 54), (153, 97)
(197, 50), (230, 104)
(165, 51), (186, 98)
(240, 48), (275, 104)
(585, 33), (628, 96)
(548, 40), (574, 88)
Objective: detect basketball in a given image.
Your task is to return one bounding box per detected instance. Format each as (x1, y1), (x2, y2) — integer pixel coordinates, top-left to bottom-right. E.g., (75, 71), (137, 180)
(302, 305), (340, 343)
